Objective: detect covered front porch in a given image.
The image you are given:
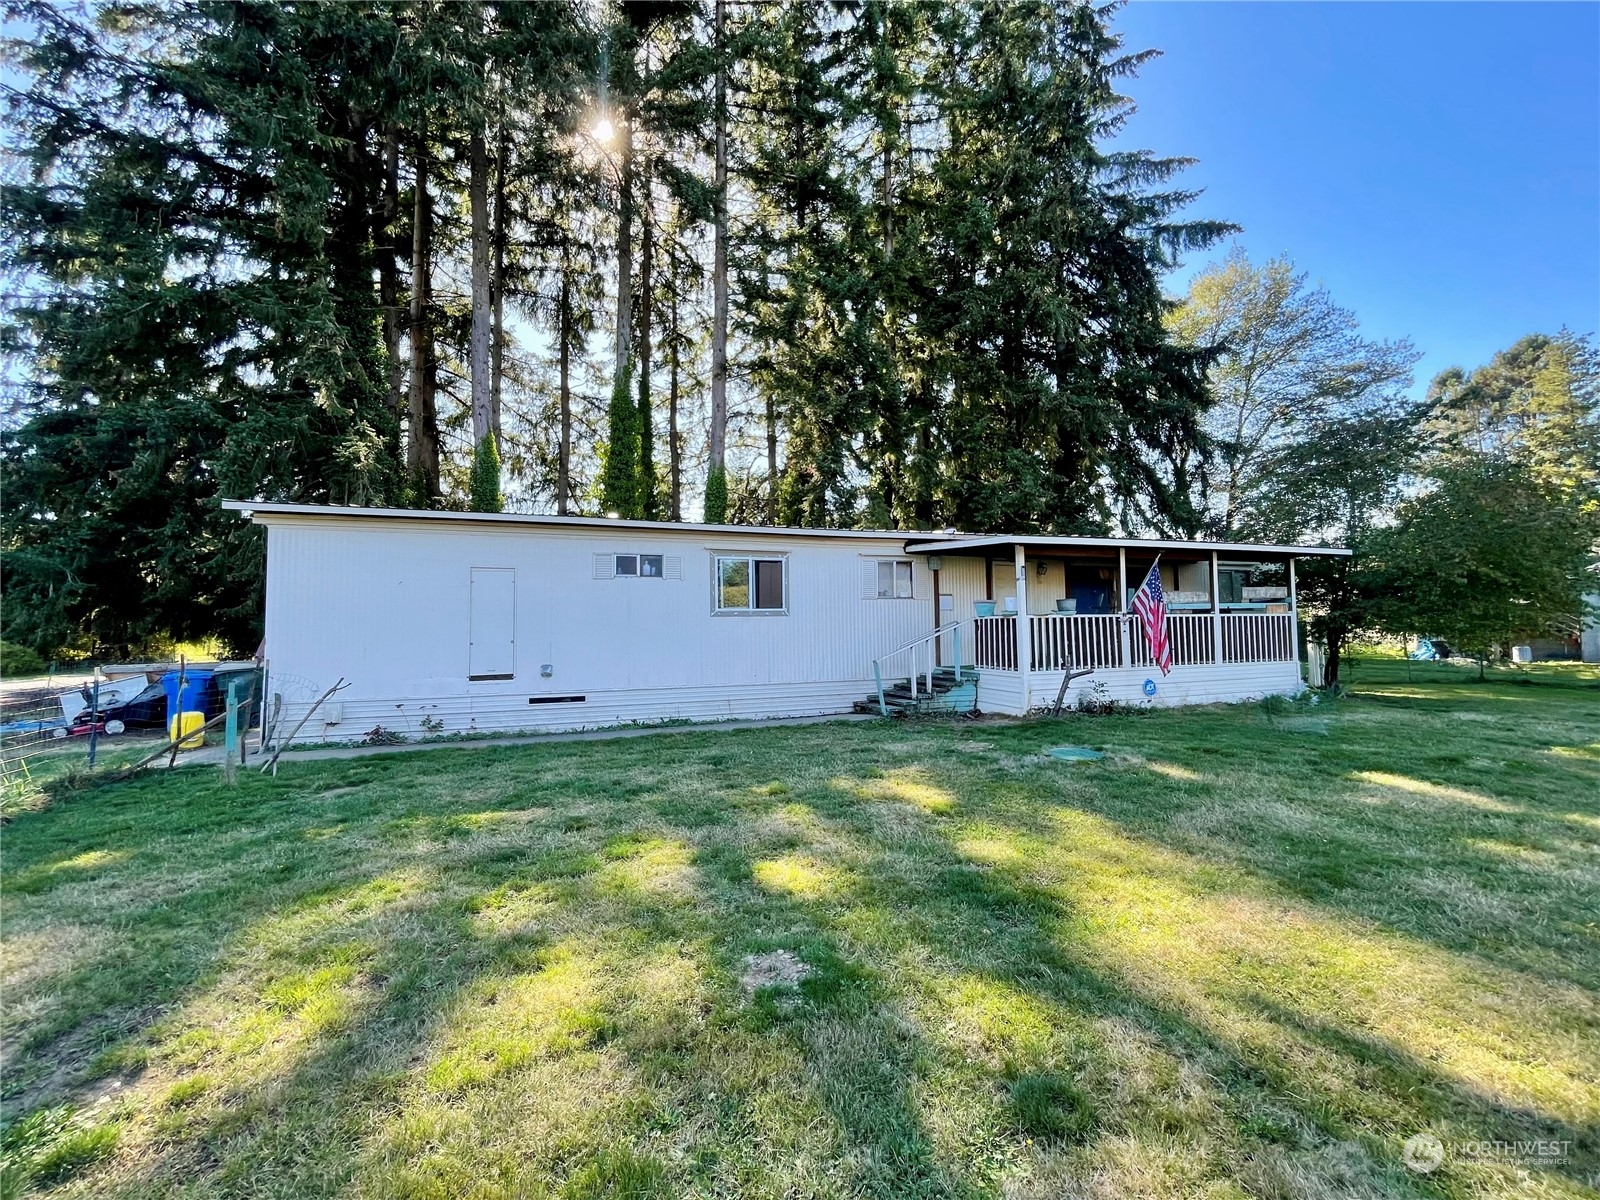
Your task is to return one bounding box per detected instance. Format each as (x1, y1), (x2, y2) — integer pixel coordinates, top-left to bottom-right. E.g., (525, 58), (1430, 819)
(887, 534), (1344, 715)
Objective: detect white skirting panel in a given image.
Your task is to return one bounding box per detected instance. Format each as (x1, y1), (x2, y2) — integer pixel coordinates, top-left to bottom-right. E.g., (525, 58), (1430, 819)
(269, 678), (877, 746)
(975, 661), (1303, 716)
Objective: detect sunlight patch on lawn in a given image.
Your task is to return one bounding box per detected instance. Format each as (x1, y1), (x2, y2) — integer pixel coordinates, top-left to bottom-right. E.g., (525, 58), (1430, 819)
(953, 833), (1027, 868)
(1020, 808), (1600, 1128)
(419, 944), (606, 1095)
(466, 880), (554, 937)
(453, 806), (551, 830)
(1548, 742), (1600, 762)
(752, 853), (846, 901)
(596, 836), (699, 903)
(55, 848), (131, 872)
(129, 870), (430, 1112)
(932, 973), (1058, 1066)
(1146, 762), (1202, 783)
(155, 952), (382, 1104)
(740, 801), (833, 849)
(352, 939), (707, 1199)
(358, 1049), (645, 1199)
(1349, 770), (1521, 812)
(5, 847), (133, 898)
(835, 766), (960, 814)
(1464, 838), (1562, 868)
(0, 923), (115, 1036)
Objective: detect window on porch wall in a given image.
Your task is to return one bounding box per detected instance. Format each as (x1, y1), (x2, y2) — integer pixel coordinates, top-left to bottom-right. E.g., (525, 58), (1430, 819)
(876, 560), (913, 598)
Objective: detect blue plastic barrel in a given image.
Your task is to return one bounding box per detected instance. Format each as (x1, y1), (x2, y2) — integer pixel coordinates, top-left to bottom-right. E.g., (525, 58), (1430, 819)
(161, 668), (215, 722)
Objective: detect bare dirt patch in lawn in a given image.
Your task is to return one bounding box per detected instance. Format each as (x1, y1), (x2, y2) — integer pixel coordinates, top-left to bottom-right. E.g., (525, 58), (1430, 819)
(739, 950), (811, 998)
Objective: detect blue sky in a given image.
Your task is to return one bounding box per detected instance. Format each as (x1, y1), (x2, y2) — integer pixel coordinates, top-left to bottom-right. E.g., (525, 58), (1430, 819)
(1110, 1), (1600, 397)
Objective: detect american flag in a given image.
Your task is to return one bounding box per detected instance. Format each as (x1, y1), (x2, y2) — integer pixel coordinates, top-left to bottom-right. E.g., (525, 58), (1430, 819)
(1131, 560), (1173, 676)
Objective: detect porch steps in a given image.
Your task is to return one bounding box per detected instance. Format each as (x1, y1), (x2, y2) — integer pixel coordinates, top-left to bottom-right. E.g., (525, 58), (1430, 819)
(854, 667), (978, 717)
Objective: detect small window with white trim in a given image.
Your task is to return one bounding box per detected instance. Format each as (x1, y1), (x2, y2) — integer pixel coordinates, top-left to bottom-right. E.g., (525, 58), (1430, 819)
(614, 553), (664, 578)
(599, 552), (674, 579)
(715, 555), (787, 612)
(875, 559), (914, 599)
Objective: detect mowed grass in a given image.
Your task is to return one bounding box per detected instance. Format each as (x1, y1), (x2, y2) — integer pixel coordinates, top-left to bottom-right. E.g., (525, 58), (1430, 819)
(2, 662), (1597, 1199)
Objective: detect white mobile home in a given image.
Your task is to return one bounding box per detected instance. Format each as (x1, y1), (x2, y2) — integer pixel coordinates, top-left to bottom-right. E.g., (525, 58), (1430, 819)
(224, 503), (1349, 742)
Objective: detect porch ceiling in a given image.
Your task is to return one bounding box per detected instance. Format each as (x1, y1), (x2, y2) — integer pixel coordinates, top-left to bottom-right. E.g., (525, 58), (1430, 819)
(899, 534), (1350, 560)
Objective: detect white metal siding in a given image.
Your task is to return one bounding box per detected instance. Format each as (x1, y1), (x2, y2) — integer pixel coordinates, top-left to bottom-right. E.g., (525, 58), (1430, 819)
(1025, 559), (1068, 615)
(261, 519), (935, 740)
(975, 660), (1301, 716)
(259, 515), (1310, 741)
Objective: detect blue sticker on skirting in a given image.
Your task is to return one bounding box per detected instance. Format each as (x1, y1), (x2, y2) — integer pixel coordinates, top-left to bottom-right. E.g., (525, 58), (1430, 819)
(1143, 678), (1158, 697)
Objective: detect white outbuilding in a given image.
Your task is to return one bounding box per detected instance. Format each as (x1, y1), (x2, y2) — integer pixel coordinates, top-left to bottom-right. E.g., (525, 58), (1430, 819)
(223, 502), (1350, 744)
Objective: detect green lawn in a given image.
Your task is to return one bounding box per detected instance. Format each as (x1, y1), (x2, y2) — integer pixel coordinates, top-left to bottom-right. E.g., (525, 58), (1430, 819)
(2, 662), (1597, 1198)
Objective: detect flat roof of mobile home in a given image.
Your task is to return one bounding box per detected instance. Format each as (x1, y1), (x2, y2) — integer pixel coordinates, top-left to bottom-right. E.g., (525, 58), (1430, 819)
(220, 501), (1350, 557)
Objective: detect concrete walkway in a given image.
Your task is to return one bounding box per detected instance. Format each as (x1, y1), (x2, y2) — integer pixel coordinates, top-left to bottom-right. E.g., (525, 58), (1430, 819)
(173, 712), (876, 768)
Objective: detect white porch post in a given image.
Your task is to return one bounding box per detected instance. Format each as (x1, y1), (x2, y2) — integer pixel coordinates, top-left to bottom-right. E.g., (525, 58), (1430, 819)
(1117, 546), (1131, 667)
(1289, 557), (1301, 673)
(1211, 550), (1223, 665)
(1014, 544), (1030, 711)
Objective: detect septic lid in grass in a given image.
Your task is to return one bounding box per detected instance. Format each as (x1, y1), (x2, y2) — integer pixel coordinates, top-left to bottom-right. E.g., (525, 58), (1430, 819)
(1047, 745), (1104, 762)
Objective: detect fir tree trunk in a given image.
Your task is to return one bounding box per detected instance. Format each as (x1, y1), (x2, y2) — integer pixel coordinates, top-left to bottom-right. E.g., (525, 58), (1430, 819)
(766, 394), (778, 524)
(558, 267), (572, 516)
(669, 279), (681, 522)
(327, 106), (396, 506)
(708, 0), (728, 502)
(469, 128), (492, 448)
(637, 158), (655, 520)
(379, 127), (404, 426)
(491, 119), (508, 443)
(914, 424), (934, 528)
(408, 133), (440, 501)
(613, 118), (634, 385)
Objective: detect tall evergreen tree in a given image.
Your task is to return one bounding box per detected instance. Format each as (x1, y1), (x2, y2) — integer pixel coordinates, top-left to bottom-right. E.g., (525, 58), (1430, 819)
(3, 1), (411, 654)
(925, 2), (1233, 535)
(3, 0), (1257, 655)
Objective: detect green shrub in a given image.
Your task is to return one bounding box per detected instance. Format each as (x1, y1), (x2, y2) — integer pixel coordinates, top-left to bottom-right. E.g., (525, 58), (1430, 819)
(469, 431), (504, 513)
(0, 641), (46, 677)
(703, 465), (727, 524)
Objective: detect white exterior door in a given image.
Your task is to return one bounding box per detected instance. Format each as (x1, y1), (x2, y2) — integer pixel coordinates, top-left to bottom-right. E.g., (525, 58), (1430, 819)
(469, 568), (516, 680)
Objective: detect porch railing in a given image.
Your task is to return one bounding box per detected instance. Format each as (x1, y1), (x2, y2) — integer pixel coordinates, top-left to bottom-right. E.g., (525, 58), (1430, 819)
(1030, 614), (1123, 670)
(973, 612), (1295, 672)
(1222, 612), (1295, 663)
(1129, 613), (1215, 668)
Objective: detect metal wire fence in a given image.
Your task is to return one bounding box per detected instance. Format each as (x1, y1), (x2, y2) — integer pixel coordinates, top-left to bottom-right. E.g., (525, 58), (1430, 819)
(0, 666), (264, 814)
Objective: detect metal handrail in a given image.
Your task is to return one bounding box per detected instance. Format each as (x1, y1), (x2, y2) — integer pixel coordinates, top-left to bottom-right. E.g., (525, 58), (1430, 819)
(875, 618), (971, 661)
(871, 619), (974, 717)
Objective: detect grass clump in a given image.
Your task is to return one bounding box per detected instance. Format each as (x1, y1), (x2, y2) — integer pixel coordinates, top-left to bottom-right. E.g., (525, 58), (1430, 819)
(560, 1148), (671, 1199)
(1004, 1072), (1097, 1142)
(0, 1106), (118, 1196)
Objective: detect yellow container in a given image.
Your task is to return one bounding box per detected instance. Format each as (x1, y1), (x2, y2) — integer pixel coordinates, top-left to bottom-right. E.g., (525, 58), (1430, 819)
(169, 711), (206, 750)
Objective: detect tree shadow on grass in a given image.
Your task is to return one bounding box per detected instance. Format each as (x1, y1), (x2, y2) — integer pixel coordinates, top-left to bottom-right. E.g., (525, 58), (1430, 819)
(6, 721), (1598, 1197)
(791, 765), (1599, 1196)
(965, 705), (1600, 996)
